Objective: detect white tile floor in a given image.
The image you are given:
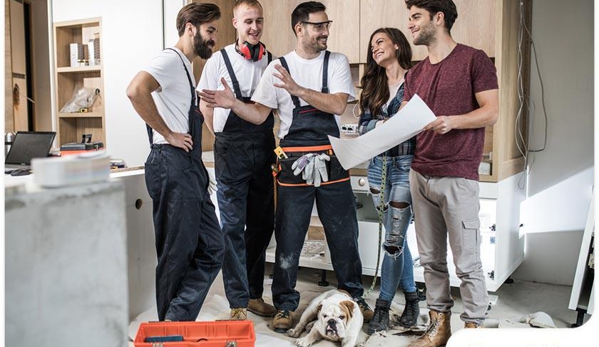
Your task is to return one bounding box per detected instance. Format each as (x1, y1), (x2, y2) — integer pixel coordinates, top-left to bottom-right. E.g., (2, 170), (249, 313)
(128, 263), (592, 346)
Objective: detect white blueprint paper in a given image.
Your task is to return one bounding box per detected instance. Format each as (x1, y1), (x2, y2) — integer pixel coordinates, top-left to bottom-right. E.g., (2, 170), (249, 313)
(329, 94), (436, 170)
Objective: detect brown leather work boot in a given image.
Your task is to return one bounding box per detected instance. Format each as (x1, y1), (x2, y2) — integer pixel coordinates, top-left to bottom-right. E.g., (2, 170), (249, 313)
(248, 298), (276, 317)
(230, 308), (248, 320)
(272, 309), (293, 333)
(464, 322), (483, 328)
(355, 297), (374, 322)
(408, 310), (451, 347)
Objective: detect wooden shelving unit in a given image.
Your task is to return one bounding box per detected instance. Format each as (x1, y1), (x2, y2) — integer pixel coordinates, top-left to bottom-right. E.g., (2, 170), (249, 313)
(53, 17), (105, 147)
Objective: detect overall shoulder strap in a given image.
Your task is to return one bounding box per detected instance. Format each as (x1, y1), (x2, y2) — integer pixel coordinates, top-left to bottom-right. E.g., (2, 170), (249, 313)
(166, 48), (195, 100)
(220, 48), (243, 99)
(279, 56), (301, 109)
(321, 51), (330, 94)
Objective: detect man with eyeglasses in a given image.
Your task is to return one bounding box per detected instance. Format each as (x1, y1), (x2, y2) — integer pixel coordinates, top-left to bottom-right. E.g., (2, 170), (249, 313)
(200, 0), (373, 334)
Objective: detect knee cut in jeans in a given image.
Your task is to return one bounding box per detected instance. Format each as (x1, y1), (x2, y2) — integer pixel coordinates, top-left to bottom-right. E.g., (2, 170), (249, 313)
(383, 204), (411, 258)
(371, 191), (389, 214)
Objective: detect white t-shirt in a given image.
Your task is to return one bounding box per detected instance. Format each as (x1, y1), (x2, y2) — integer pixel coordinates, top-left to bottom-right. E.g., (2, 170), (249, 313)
(383, 80), (403, 113)
(142, 47), (195, 144)
(197, 44), (271, 133)
(251, 50), (355, 139)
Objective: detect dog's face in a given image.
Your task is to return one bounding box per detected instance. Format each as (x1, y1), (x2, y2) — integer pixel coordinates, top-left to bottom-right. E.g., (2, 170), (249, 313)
(314, 298), (355, 342)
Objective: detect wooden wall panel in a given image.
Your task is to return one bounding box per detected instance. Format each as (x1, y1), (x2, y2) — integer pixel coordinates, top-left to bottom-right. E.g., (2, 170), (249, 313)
(360, 0), (495, 63)
(319, 0), (360, 63)
(259, 0), (301, 57)
(5, 0), (14, 133)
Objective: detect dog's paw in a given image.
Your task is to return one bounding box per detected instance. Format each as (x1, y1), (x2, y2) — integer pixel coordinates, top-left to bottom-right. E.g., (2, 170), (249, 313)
(287, 328), (301, 338)
(295, 337), (313, 347)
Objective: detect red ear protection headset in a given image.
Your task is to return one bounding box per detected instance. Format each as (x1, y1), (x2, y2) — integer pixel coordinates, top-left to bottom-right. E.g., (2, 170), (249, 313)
(237, 40), (266, 61)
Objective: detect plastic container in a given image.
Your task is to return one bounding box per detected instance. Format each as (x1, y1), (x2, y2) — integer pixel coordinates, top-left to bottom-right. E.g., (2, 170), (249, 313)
(134, 321), (255, 347)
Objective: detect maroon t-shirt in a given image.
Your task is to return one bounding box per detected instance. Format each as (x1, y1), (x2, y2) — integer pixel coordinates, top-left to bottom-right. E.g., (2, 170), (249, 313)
(404, 44), (498, 180)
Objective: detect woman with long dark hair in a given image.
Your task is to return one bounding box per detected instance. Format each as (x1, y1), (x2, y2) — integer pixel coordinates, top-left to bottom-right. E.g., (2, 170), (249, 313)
(358, 27), (420, 334)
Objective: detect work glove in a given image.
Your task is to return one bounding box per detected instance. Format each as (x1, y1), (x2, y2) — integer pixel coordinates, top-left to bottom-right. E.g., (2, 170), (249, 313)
(312, 153), (330, 187)
(303, 156), (316, 185)
(292, 153), (316, 176)
(207, 169), (218, 195)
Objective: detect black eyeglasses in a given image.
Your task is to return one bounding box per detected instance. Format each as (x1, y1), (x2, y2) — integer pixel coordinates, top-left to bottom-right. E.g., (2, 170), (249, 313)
(301, 20), (333, 32)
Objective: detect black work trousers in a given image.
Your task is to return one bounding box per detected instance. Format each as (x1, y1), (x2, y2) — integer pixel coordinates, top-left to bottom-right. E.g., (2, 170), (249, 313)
(214, 132), (275, 308)
(145, 144), (224, 321)
(272, 179), (364, 311)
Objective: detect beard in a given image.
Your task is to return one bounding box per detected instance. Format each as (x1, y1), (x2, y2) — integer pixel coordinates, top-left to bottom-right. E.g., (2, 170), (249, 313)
(194, 31), (215, 59)
(413, 21), (436, 46)
(316, 35), (328, 50)
(305, 35), (327, 53)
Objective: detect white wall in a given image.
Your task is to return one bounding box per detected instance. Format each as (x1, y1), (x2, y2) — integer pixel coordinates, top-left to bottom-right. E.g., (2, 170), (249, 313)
(512, 0), (594, 285)
(50, 0), (186, 167)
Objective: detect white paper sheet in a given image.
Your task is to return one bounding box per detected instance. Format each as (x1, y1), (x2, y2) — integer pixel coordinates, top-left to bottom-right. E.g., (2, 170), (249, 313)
(329, 94), (436, 170)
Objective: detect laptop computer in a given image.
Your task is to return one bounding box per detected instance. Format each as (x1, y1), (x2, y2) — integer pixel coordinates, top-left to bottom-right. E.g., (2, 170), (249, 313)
(5, 131), (56, 172)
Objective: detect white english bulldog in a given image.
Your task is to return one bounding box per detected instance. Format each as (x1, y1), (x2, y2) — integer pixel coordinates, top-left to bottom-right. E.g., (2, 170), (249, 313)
(288, 289), (363, 347)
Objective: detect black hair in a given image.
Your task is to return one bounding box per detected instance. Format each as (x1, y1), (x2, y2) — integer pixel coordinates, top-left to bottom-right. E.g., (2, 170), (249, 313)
(405, 0), (458, 33)
(291, 1), (326, 36)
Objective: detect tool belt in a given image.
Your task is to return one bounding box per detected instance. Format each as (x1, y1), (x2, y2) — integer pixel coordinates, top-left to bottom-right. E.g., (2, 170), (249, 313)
(276, 145), (349, 187)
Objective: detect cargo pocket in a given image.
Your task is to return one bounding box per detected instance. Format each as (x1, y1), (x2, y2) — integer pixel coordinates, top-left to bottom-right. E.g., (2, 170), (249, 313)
(462, 219), (480, 253)
(144, 152), (162, 201)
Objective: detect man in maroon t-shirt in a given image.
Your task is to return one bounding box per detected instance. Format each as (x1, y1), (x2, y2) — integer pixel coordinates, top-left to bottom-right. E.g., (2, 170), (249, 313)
(401, 1), (499, 346)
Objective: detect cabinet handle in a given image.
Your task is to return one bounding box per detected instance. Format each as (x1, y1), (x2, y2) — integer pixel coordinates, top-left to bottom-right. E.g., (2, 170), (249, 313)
(358, 178), (366, 187)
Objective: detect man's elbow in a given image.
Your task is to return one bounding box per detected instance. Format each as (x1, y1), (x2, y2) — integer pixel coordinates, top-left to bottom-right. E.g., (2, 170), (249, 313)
(249, 116), (267, 125)
(487, 106), (499, 126)
(126, 83), (141, 102)
(331, 102), (347, 116)
(488, 112), (499, 126)
(331, 95), (349, 115)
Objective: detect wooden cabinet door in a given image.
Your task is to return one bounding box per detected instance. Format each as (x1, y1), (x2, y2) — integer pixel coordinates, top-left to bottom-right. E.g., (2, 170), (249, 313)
(260, 0), (360, 62)
(360, 0), (495, 62)
(260, 0), (302, 57)
(320, 0), (360, 63)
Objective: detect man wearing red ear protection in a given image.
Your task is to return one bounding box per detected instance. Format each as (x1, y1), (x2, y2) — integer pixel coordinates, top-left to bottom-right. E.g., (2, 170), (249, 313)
(198, 0), (276, 321)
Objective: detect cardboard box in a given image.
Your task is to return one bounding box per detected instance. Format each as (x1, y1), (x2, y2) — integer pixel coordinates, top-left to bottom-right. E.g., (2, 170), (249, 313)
(70, 43), (84, 67)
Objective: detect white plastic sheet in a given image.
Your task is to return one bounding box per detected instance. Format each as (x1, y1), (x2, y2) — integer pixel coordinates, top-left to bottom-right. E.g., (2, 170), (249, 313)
(329, 94), (436, 170)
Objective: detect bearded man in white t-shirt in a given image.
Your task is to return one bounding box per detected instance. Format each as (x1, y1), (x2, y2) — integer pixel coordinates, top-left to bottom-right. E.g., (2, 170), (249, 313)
(126, 2), (224, 322)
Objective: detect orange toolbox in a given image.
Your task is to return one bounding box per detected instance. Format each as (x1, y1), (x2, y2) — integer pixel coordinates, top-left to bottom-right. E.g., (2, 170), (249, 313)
(134, 321), (255, 347)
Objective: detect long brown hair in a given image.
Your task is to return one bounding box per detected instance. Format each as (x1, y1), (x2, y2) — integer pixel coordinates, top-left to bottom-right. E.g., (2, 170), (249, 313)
(359, 28), (412, 118)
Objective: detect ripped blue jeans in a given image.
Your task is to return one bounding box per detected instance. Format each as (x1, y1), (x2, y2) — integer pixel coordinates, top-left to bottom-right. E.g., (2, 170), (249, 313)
(368, 154), (417, 301)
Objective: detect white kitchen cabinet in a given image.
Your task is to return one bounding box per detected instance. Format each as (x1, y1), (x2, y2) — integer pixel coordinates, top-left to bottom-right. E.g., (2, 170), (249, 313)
(353, 173), (526, 292)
